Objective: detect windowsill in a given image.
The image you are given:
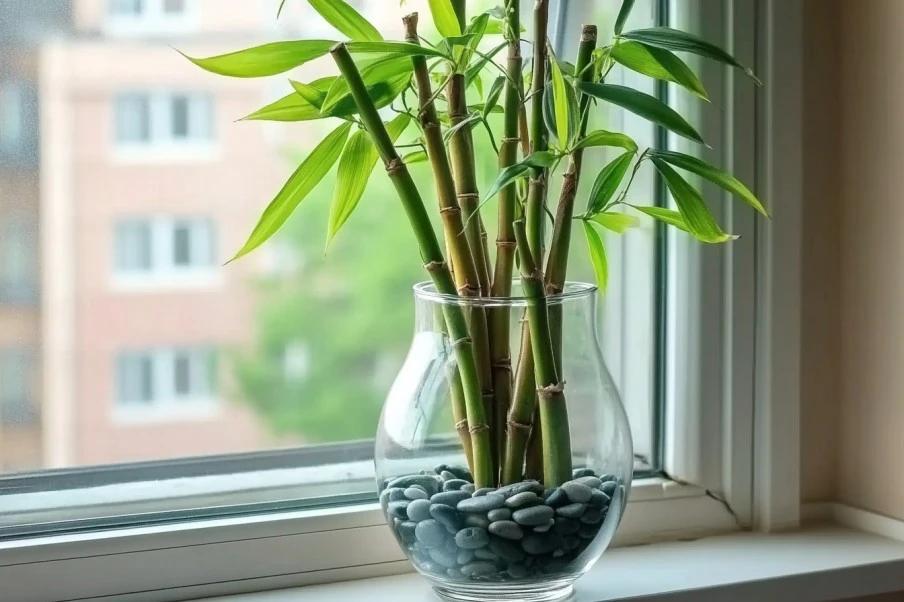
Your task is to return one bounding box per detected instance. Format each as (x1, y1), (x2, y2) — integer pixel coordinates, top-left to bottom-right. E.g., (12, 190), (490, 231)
(111, 144), (219, 165)
(198, 524), (904, 602)
(111, 270), (221, 292)
(112, 398), (220, 425)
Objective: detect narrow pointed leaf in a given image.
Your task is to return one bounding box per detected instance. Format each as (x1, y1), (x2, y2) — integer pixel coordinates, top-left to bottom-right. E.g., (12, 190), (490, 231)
(621, 26), (761, 85)
(241, 77), (335, 122)
(428, 0), (462, 37)
(345, 41), (447, 58)
(327, 114), (410, 247)
(614, 0), (635, 35)
(444, 112), (483, 142)
(482, 151), (557, 203)
(651, 157), (737, 243)
(289, 78), (330, 107)
(611, 41), (708, 100)
(181, 40), (334, 78)
(630, 205), (691, 233)
(277, 0), (288, 18)
(575, 130), (638, 152)
(482, 76), (506, 117)
(403, 150), (428, 164)
(586, 212), (640, 233)
(308, 0), (382, 41)
(483, 17), (526, 34)
(548, 44), (570, 151)
(322, 55), (413, 113)
(587, 151), (635, 214)
(577, 81), (704, 144)
(465, 41), (507, 85)
(583, 221), (609, 292)
(650, 149), (768, 216)
(523, 151), (557, 168)
(232, 122), (352, 262)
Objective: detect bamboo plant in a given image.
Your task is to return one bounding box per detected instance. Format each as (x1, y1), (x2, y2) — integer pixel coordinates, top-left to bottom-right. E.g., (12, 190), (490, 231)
(184, 0), (766, 490)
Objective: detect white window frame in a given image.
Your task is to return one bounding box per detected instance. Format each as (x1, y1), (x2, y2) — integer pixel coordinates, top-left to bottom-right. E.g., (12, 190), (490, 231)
(0, 0), (805, 599)
(112, 91), (216, 163)
(104, 0), (199, 37)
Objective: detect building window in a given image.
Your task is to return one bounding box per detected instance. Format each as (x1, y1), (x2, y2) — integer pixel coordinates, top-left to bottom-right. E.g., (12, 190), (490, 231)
(0, 218), (38, 303)
(109, 0), (144, 15)
(114, 92), (213, 149)
(106, 0), (195, 34)
(0, 348), (38, 428)
(162, 0), (185, 14)
(0, 83), (24, 150)
(114, 218), (216, 283)
(116, 347), (216, 408)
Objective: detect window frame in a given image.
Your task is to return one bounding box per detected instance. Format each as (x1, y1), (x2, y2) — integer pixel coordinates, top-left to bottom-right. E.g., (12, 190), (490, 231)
(112, 90), (216, 162)
(105, 0), (198, 37)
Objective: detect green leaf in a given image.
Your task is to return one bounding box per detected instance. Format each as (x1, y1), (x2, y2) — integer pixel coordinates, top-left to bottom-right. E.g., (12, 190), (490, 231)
(483, 76), (506, 117)
(610, 41), (708, 100)
(482, 151), (556, 202)
(403, 150), (428, 164)
(321, 56), (413, 114)
(621, 26), (762, 85)
(583, 221), (609, 292)
(428, 0), (462, 37)
(651, 158), (737, 243)
(277, 0), (288, 18)
(232, 122), (352, 262)
(577, 82), (704, 144)
(650, 149), (768, 216)
(548, 44), (570, 151)
(308, 0), (382, 42)
(587, 151), (635, 214)
(444, 113), (482, 143)
(181, 40), (335, 78)
(483, 17), (526, 34)
(327, 114), (410, 248)
(615, 0), (635, 35)
(289, 79), (329, 107)
(345, 41), (448, 58)
(241, 77), (335, 121)
(586, 212), (640, 233)
(523, 151), (557, 168)
(465, 41), (507, 85)
(574, 130), (638, 152)
(630, 205), (691, 233)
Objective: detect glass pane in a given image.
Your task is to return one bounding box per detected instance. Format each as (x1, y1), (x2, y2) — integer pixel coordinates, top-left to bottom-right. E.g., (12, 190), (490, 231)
(114, 94), (150, 143)
(114, 220), (152, 272)
(170, 95), (190, 139)
(163, 0), (185, 15)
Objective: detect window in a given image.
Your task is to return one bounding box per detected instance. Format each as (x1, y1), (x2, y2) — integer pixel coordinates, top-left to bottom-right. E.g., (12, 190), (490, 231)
(0, 218), (37, 303)
(106, 0), (195, 34)
(0, 348), (38, 428)
(117, 347), (216, 408)
(0, 83), (24, 150)
(114, 92), (213, 149)
(114, 217), (215, 282)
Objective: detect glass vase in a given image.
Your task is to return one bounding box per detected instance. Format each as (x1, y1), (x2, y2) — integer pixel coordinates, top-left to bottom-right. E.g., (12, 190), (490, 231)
(375, 281), (633, 602)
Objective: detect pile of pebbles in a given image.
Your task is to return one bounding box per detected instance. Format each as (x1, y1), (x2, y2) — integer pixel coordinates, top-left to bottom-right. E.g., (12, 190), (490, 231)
(379, 465), (624, 581)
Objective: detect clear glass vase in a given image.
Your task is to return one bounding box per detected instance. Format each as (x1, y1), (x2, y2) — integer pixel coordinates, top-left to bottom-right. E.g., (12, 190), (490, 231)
(375, 282), (633, 602)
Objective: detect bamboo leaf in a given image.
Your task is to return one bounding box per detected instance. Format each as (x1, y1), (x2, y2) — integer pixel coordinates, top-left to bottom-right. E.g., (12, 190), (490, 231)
(548, 44), (570, 151)
(651, 157), (737, 243)
(308, 0), (382, 42)
(630, 205), (691, 233)
(321, 56), (413, 113)
(577, 82), (704, 144)
(465, 41), (507, 85)
(482, 151), (556, 204)
(483, 17), (526, 34)
(428, 0), (462, 37)
(650, 149), (768, 216)
(523, 151), (557, 168)
(403, 150), (428, 164)
(583, 221), (609, 292)
(232, 122), (352, 262)
(610, 41), (708, 100)
(586, 212), (639, 233)
(345, 40), (448, 58)
(587, 151), (635, 214)
(241, 77), (335, 121)
(181, 40), (335, 78)
(444, 113), (483, 143)
(277, 0), (288, 18)
(621, 26), (762, 85)
(615, 0), (635, 35)
(327, 114), (410, 248)
(483, 76), (506, 117)
(575, 130), (638, 152)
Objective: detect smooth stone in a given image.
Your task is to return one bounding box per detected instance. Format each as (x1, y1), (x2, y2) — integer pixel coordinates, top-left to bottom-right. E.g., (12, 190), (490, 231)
(580, 506), (603, 525)
(433, 464), (449, 475)
(457, 493), (505, 513)
(562, 481), (593, 503)
(443, 479), (469, 492)
(429, 503), (460, 532)
(444, 537), (459, 554)
(545, 488), (569, 508)
(474, 547), (497, 561)
(431, 491), (471, 507)
(578, 523), (600, 539)
(418, 559), (442, 574)
(472, 487), (495, 497)
(562, 535), (581, 551)
(589, 489), (610, 508)
(463, 514), (490, 529)
(512, 505), (555, 526)
(404, 487), (429, 501)
(553, 517), (581, 535)
(574, 476), (603, 489)
(460, 484), (475, 494)
(488, 520), (524, 540)
(487, 508), (512, 522)
(428, 547), (458, 568)
(439, 470), (457, 482)
(498, 481), (545, 498)
(379, 487), (401, 510)
(490, 538), (526, 563)
(507, 564), (528, 579)
(386, 475), (439, 494)
(599, 473), (617, 483)
(572, 468), (596, 478)
(446, 567), (462, 579)
(460, 561), (496, 578)
(387, 500), (409, 519)
(505, 491), (540, 508)
(521, 533), (562, 555)
(454, 527), (490, 549)
(600, 481), (618, 497)
(406, 499), (432, 522)
(541, 488), (555, 500)
(456, 548), (475, 564)
(542, 560), (567, 574)
(552, 549), (565, 558)
(556, 503), (587, 519)
(415, 519), (447, 548)
(445, 465), (473, 481)
(397, 520), (417, 544)
(533, 518), (555, 533)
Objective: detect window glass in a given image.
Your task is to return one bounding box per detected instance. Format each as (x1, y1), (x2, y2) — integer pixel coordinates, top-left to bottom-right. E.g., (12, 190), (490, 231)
(114, 94), (151, 144)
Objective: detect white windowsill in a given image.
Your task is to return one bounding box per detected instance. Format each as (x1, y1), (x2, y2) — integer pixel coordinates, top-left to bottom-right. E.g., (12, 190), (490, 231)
(111, 270), (221, 292)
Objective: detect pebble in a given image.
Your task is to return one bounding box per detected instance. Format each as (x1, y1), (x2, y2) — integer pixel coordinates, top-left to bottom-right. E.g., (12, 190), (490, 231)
(444, 466), (473, 481)
(406, 499), (431, 522)
(553, 517), (581, 535)
(574, 476), (603, 489)
(600, 481), (618, 497)
(599, 473), (617, 483)
(444, 537), (458, 554)
(533, 518), (555, 533)
(433, 464), (449, 474)
(379, 488), (398, 510)
(429, 503), (460, 532)
(572, 468), (596, 478)
(499, 481), (545, 498)
(404, 487), (428, 501)
(487, 508), (512, 522)
(472, 487), (495, 497)
(454, 527), (490, 549)
(456, 548), (475, 564)
(521, 533), (560, 555)
(431, 491), (471, 507)
(544, 489), (568, 510)
(578, 523), (599, 539)
(589, 489), (610, 508)
(439, 470), (457, 482)
(552, 549), (565, 558)
(562, 481), (593, 503)
(512, 505), (554, 526)
(460, 561), (496, 578)
(580, 506), (603, 525)
(490, 538), (526, 563)
(457, 494), (504, 513)
(505, 492), (539, 508)
(418, 559), (442, 573)
(474, 547), (497, 561)
(463, 514), (490, 529)
(415, 519), (446, 548)
(556, 503), (587, 519)
(446, 567), (462, 578)
(488, 520), (524, 540)
(460, 484), (475, 494)
(397, 521), (417, 544)
(443, 479), (469, 491)
(562, 535), (581, 551)
(428, 547), (458, 568)
(386, 475), (439, 495)
(387, 500), (409, 519)
(507, 564), (528, 579)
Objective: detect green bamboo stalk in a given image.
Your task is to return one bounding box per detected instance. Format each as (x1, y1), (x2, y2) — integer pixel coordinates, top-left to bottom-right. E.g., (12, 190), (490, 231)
(525, 0), (549, 262)
(513, 219), (572, 486)
(330, 43), (493, 488)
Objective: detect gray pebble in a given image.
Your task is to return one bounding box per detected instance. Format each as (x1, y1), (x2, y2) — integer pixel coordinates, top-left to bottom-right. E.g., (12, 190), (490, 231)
(507, 564), (528, 579)
(541, 488), (555, 500)
(474, 547), (497, 561)
(415, 519), (446, 548)
(491, 538), (526, 563)
(580, 506), (603, 524)
(433, 463), (449, 474)
(443, 479), (469, 491)
(589, 489), (610, 508)
(572, 468), (596, 478)
(601, 481), (618, 497)
(562, 481), (593, 503)
(456, 548), (475, 564)
(521, 533), (561, 555)
(379, 488), (397, 510)
(431, 491), (471, 507)
(562, 535), (581, 551)
(533, 518), (555, 533)
(404, 487), (429, 501)
(512, 505), (554, 526)
(488, 520), (524, 540)
(487, 508), (512, 522)
(407, 499), (432, 522)
(552, 549), (565, 558)
(457, 493), (504, 513)
(397, 520), (417, 544)
(444, 537), (458, 554)
(446, 567), (462, 579)
(428, 547), (458, 568)
(553, 517), (581, 535)
(386, 475), (439, 495)
(556, 503), (586, 518)
(439, 470), (457, 482)
(505, 491), (540, 508)
(498, 481), (545, 498)
(460, 484), (475, 494)
(445, 465), (473, 481)
(454, 527), (489, 549)
(599, 473), (617, 483)
(472, 487), (495, 497)
(545, 488), (568, 508)
(460, 561), (496, 578)
(463, 514), (490, 529)
(429, 503), (460, 532)
(574, 476), (603, 489)
(387, 500), (409, 519)
(418, 559), (442, 574)
(578, 523), (600, 539)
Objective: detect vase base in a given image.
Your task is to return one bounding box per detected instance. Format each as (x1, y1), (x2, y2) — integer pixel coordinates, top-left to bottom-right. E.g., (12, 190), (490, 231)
(432, 581), (574, 602)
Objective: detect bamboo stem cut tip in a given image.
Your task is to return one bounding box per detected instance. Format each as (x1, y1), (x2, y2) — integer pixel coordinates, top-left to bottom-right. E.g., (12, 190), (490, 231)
(581, 24), (597, 40)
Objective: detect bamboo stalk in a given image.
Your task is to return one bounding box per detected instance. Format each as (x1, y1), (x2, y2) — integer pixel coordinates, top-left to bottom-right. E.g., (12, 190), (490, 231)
(331, 43), (493, 488)
(525, 0), (549, 263)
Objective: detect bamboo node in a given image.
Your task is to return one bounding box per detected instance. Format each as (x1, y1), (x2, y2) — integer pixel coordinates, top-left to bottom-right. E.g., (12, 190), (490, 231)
(450, 336), (473, 349)
(469, 423), (490, 434)
(457, 284), (480, 296)
(457, 192), (479, 202)
(496, 240), (517, 248)
(537, 381), (566, 398)
(455, 419), (469, 431)
(386, 158), (404, 174)
(440, 205), (462, 216)
(501, 136), (521, 144)
(507, 420), (532, 433)
(546, 283), (564, 295)
(424, 260), (447, 272)
(492, 359), (513, 372)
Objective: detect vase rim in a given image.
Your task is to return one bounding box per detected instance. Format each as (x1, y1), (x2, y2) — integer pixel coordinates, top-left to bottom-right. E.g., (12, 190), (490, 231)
(413, 280), (598, 306)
